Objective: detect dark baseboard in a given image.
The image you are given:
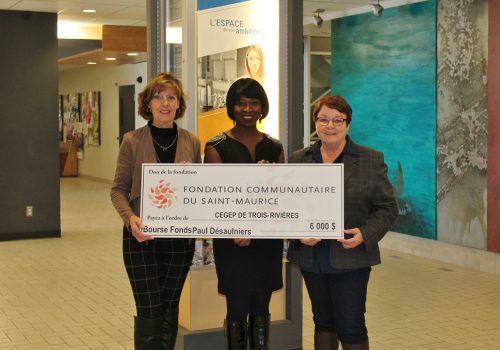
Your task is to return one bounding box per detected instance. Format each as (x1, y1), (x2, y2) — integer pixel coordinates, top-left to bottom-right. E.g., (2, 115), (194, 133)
(0, 230), (61, 242)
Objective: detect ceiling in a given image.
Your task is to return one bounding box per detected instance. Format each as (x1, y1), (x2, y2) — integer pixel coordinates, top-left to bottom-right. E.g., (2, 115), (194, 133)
(0, 0), (382, 71)
(0, 0), (146, 26)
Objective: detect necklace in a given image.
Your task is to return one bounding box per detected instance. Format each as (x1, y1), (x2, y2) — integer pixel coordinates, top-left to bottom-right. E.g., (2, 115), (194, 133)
(154, 148), (161, 163)
(152, 133), (178, 152)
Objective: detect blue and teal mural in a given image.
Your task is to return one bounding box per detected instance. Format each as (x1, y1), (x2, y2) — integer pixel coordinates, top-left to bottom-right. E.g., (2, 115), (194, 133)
(331, 0), (437, 239)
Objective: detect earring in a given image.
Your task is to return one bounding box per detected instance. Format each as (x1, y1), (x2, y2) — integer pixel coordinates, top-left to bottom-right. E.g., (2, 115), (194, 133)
(146, 106), (151, 113)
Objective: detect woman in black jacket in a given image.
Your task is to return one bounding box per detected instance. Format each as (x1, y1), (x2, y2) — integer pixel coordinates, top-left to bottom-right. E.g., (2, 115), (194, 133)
(288, 95), (398, 350)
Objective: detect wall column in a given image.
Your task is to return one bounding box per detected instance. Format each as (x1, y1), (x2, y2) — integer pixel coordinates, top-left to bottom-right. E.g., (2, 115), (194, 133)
(487, 0), (500, 253)
(0, 10), (60, 241)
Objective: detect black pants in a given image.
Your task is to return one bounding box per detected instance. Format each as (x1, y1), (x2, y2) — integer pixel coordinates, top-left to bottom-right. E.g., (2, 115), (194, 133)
(225, 292), (272, 321)
(123, 227), (195, 319)
(302, 267), (371, 344)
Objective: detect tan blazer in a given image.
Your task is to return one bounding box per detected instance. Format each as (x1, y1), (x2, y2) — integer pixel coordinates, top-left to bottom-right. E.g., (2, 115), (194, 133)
(110, 124), (201, 225)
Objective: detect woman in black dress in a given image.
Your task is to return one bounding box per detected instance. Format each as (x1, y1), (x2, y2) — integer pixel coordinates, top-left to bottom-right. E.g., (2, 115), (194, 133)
(204, 78), (284, 350)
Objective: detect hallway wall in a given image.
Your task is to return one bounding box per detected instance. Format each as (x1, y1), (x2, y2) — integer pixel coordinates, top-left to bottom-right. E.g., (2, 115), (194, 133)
(59, 62), (147, 182)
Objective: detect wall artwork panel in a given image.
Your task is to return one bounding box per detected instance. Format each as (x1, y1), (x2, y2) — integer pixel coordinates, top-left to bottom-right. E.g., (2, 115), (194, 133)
(331, 0), (437, 239)
(62, 93), (80, 142)
(62, 93), (84, 159)
(81, 91), (101, 146)
(437, 0), (488, 249)
(58, 95), (63, 140)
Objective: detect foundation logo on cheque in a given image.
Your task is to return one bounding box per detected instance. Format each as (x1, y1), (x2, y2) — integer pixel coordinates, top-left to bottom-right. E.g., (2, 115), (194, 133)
(149, 180), (177, 209)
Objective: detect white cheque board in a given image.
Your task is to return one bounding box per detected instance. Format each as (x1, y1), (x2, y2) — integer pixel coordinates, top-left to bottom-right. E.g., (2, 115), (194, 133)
(140, 164), (343, 239)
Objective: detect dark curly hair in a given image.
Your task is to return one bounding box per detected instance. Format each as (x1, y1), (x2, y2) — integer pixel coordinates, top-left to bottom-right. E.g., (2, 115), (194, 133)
(137, 72), (187, 121)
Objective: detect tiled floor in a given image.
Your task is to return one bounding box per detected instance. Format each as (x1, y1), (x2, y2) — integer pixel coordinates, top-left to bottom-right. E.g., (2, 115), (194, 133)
(1, 177), (500, 349)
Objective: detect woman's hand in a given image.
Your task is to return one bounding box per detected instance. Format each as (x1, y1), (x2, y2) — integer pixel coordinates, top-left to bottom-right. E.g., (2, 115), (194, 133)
(234, 238), (251, 246)
(337, 228), (363, 249)
(300, 238), (321, 246)
(257, 159), (270, 164)
(129, 215), (154, 242)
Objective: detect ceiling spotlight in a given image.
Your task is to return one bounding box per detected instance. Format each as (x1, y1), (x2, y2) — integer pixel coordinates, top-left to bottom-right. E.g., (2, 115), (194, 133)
(313, 9), (325, 28)
(372, 0), (384, 17)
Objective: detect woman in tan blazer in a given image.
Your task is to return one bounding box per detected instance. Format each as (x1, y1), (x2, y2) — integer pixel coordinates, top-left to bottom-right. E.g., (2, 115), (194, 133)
(111, 72), (201, 350)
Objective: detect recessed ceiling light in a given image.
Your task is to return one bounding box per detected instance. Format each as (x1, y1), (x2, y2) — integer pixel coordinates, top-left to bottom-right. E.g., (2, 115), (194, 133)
(127, 52), (139, 56)
(105, 57), (117, 61)
(87, 61), (97, 65)
(82, 9), (96, 13)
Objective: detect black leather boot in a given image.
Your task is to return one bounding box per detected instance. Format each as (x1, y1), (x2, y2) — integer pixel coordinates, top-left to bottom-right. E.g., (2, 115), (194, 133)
(341, 340), (369, 350)
(314, 330), (339, 350)
(248, 314), (270, 350)
(160, 308), (179, 350)
(134, 316), (162, 350)
(224, 319), (247, 350)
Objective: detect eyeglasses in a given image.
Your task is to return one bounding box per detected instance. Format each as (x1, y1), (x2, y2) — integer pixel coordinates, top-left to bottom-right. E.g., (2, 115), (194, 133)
(315, 117), (347, 126)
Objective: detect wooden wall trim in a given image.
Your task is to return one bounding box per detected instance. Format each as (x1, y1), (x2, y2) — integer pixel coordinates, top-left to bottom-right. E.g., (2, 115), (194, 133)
(102, 25), (147, 52)
(487, 0), (500, 253)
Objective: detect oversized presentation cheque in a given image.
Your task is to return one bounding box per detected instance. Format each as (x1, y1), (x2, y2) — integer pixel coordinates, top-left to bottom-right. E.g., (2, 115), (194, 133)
(140, 163), (344, 239)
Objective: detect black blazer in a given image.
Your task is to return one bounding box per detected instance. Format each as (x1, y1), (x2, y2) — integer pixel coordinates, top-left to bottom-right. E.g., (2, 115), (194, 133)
(287, 137), (398, 270)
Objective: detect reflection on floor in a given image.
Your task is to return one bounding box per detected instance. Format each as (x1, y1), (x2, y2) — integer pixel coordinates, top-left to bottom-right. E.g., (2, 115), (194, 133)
(1, 177), (500, 349)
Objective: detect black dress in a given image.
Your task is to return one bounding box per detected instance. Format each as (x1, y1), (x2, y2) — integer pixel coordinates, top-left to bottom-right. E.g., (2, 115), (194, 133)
(205, 132), (284, 295)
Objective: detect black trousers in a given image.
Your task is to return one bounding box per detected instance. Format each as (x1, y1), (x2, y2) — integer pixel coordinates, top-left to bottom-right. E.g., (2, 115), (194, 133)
(302, 267), (371, 344)
(123, 227), (195, 319)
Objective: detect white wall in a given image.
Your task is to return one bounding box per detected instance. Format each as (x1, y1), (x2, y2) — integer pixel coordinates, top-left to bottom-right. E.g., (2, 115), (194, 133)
(59, 62), (147, 181)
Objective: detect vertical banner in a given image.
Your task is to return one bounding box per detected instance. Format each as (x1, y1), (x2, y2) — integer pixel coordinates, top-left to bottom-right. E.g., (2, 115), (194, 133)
(196, 0), (280, 149)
